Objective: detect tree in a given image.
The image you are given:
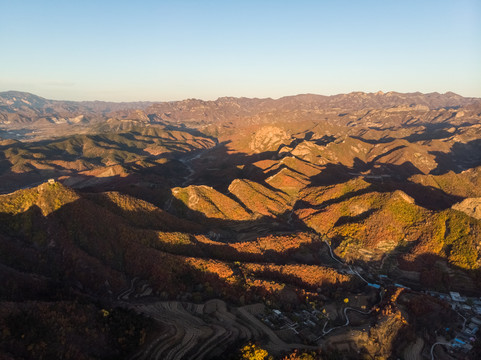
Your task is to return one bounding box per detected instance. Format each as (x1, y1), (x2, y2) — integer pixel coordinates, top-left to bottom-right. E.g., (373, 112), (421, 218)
(240, 343), (273, 360)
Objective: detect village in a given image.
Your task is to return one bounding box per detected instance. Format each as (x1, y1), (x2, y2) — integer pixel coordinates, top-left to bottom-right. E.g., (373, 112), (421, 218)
(424, 290), (481, 358)
(254, 284), (481, 359)
(258, 306), (324, 344)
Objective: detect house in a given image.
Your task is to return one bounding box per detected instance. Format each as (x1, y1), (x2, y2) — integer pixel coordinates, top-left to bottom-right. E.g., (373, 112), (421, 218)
(471, 317), (481, 326)
(47, 178), (55, 184)
(456, 333), (472, 343)
(453, 339), (473, 352)
(450, 292), (465, 302)
(467, 323), (479, 334)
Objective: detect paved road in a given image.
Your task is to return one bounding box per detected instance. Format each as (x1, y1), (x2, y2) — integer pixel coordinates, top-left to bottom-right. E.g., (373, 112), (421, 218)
(321, 306), (372, 337)
(430, 342), (451, 360)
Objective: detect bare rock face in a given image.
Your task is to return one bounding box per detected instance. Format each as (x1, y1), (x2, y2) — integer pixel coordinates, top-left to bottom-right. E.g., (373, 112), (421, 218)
(249, 126), (290, 153)
(452, 198), (481, 220)
(394, 190), (415, 204)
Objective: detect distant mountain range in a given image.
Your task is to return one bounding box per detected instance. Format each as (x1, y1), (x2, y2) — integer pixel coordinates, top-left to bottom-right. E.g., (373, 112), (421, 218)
(1, 90), (479, 127)
(0, 90), (152, 124)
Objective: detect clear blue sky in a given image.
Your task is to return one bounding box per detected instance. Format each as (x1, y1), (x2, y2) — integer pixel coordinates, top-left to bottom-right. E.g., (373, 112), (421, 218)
(1, 0), (480, 101)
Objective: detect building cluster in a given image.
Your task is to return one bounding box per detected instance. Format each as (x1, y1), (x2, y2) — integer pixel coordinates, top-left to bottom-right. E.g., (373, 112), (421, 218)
(259, 307), (324, 343)
(427, 290), (481, 354)
(449, 292), (480, 354)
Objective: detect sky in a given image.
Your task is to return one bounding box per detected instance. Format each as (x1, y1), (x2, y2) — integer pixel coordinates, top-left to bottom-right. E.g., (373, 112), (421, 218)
(1, 0), (480, 101)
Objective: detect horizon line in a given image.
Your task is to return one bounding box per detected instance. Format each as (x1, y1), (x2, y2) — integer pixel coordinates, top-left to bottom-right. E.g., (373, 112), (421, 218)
(0, 89), (478, 104)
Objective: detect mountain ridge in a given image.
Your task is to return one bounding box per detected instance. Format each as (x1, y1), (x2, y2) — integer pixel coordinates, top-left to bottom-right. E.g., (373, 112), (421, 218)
(2, 90), (479, 122)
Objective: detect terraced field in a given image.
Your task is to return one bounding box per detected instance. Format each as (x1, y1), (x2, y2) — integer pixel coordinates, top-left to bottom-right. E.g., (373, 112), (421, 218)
(128, 300), (314, 360)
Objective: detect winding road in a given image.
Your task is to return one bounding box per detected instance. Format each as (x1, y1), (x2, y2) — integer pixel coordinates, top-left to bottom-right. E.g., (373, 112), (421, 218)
(117, 277), (138, 301)
(323, 240), (369, 284)
(430, 342), (451, 360)
(320, 306), (372, 337)
(318, 240), (380, 339)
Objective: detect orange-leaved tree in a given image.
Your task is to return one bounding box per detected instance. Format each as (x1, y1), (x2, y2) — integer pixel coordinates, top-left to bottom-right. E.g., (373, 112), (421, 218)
(241, 342), (273, 360)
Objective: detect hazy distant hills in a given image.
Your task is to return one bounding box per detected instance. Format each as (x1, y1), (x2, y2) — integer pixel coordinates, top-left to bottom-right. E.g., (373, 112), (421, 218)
(1, 90), (481, 359)
(0, 91), (152, 128)
(1, 90), (479, 129)
(145, 91), (479, 123)
(0, 90), (152, 116)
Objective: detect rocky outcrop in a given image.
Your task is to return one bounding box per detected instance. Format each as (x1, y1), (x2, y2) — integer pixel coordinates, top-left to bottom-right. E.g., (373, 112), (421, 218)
(452, 197), (481, 220)
(249, 126), (290, 153)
